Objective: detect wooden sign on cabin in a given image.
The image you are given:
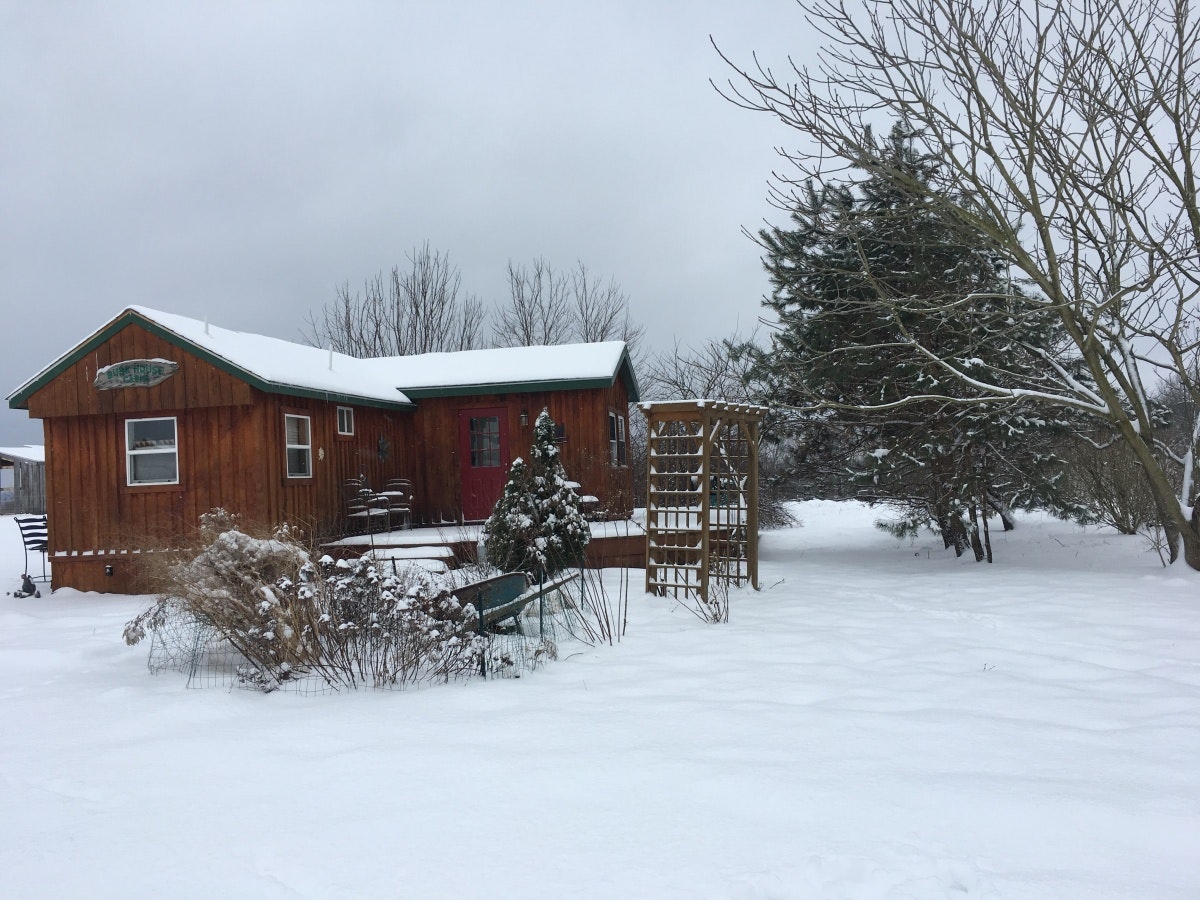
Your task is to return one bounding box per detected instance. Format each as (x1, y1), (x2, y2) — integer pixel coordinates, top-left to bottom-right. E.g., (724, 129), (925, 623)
(94, 359), (179, 390)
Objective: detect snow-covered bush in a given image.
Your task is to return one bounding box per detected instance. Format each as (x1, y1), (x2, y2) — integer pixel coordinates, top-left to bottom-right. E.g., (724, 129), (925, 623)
(124, 518), (484, 691)
(484, 409), (590, 580)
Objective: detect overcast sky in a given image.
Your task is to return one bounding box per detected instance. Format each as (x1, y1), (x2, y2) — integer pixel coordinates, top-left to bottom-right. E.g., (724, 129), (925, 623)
(0, 1), (810, 444)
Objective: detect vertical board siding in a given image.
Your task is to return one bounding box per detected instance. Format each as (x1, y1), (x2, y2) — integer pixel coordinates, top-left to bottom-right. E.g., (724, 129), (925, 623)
(398, 383), (634, 523)
(26, 322), (252, 419)
(255, 392), (416, 539)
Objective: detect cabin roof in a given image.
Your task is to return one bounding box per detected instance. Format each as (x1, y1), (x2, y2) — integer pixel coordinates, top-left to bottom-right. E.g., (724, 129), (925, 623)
(390, 342), (639, 400)
(8, 306), (640, 409)
(7, 307), (417, 410)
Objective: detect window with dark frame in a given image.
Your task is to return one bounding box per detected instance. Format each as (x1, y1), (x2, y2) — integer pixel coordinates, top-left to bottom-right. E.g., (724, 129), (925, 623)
(285, 414), (312, 478)
(608, 410), (627, 466)
(337, 406), (354, 436)
(126, 416), (179, 485)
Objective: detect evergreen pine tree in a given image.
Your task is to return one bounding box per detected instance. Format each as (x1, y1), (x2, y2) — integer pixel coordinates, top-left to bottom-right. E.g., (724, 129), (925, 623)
(755, 121), (1082, 559)
(482, 456), (540, 574)
(483, 410), (590, 578)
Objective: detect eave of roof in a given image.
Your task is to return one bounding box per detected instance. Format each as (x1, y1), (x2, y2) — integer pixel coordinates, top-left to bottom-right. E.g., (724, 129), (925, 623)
(7, 309), (417, 411)
(8, 307), (642, 411)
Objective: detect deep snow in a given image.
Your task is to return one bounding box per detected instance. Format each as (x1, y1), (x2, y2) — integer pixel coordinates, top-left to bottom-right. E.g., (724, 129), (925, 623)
(1, 502), (1197, 899)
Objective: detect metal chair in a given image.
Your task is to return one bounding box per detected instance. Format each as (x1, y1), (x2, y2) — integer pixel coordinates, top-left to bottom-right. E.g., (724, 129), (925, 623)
(14, 515), (48, 582)
(379, 478), (414, 530)
(343, 478), (389, 535)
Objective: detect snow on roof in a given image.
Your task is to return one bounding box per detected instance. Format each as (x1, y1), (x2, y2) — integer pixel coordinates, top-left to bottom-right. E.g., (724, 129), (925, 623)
(135, 306), (632, 398)
(385, 342), (632, 396)
(8, 306), (636, 409)
(0, 445), (44, 464)
(129, 307), (415, 407)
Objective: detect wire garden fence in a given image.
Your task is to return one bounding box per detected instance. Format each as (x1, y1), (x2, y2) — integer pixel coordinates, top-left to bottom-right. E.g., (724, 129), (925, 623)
(131, 556), (630, 695)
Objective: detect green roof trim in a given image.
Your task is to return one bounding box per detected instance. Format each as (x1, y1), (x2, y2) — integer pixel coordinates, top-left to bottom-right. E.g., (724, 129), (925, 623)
(8, 310), (416, 412)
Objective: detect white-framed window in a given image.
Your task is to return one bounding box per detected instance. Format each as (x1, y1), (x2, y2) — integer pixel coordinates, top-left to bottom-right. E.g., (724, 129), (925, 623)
(126, 416), (179, 485)
(285, 414), (312, 478)
(337, 406), (355, 436)
(608, 410), (627, 467)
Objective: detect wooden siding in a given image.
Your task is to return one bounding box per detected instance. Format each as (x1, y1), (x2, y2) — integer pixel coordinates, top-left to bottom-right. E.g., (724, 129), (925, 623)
(399, 383), (635, 524)
(26, 322), (252, 419)
(254, 392), (416, 538)
(44, 404), (269, 554)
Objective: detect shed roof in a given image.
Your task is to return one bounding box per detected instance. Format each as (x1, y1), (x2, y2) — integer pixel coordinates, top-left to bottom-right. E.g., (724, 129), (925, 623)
(0, 445), (45, 464)
(8, 306), (639, 409)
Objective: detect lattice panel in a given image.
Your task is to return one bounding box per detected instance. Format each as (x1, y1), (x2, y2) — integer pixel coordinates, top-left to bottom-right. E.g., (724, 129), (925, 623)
(640, 401), (766, 604)
(645, 417), (705, 598)
(708, 417), (752, 588)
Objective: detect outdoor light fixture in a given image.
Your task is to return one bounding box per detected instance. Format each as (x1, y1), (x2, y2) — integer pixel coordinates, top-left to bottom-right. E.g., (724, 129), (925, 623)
(520, 410), (529, 426)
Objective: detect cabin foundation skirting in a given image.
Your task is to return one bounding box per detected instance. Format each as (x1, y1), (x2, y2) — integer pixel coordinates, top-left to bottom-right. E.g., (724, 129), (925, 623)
(584, 533), (645, 568)
(50, 551), (158, 594)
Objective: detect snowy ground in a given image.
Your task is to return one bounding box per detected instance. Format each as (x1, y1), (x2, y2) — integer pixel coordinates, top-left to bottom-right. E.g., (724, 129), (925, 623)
(1, 502), (1198, 899)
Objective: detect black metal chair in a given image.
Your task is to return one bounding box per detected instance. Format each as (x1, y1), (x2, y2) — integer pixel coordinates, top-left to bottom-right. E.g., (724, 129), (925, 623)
(342, 478), (379, 534)
(379, 478), (414, 530)
(14, 515), (48, 582)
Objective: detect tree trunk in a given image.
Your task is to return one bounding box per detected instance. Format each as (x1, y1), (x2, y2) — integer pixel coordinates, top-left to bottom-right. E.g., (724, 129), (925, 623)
(937, 514), (968, 556)
(1183, 505), (1200, 570)
(987, 493), (1016, 531)
(968, 504), (985, 562)
(980, 492), (993, 563)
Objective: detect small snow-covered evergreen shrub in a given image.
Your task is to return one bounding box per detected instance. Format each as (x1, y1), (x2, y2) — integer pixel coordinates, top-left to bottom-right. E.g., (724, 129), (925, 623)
(484, 409), (590, 580)
(124, 514), (485, 691)
(482, 456), (541, 574)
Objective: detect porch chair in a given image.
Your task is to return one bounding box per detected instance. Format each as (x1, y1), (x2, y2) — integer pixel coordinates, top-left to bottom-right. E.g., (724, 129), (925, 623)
(14, 514), (49, 582)
(379, 478), (414, 530)
(342, 478), (389, 535)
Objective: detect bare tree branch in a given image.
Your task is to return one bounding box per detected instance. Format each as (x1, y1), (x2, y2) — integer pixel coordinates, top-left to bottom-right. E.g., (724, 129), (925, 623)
(718, 0), (1200, 567)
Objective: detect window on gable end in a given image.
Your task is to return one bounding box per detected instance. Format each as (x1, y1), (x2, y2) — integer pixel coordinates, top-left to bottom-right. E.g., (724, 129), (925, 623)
(126, 416), (179, 485)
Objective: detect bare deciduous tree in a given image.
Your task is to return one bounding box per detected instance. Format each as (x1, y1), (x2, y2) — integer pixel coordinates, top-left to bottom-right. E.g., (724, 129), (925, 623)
(307, 242), (485, 357)
(716, 0), (1200, 567)
(642, 333), (758, 403)
(492, 258), (573, 347)
(494, 259), (645, 356)
(570, 261), (645, 353)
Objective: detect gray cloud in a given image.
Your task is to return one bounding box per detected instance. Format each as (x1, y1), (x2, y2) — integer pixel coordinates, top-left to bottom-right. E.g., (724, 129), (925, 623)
(0, 0), (808, 442)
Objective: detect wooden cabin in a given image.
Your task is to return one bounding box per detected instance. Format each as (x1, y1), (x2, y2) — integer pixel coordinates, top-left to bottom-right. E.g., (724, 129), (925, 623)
(7, 306), (640, 592)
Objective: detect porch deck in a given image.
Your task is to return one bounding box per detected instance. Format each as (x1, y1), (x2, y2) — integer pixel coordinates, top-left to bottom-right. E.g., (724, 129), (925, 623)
(324, 518), (647, 569)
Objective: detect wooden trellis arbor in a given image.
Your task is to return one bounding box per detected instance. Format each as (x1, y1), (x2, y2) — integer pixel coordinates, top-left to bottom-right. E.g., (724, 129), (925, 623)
(640, 400), (767, 603)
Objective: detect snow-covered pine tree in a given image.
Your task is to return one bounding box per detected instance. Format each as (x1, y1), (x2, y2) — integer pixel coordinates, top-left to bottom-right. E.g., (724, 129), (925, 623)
(755, 120), (1084, 560)
(483, 410), (590, 579)
(527, 409), (590, 576)
(482, 456), (540, 575)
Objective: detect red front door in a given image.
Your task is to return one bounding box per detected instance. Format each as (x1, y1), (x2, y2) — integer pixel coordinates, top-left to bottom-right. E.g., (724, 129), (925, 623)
(458, 408), (509, 521)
